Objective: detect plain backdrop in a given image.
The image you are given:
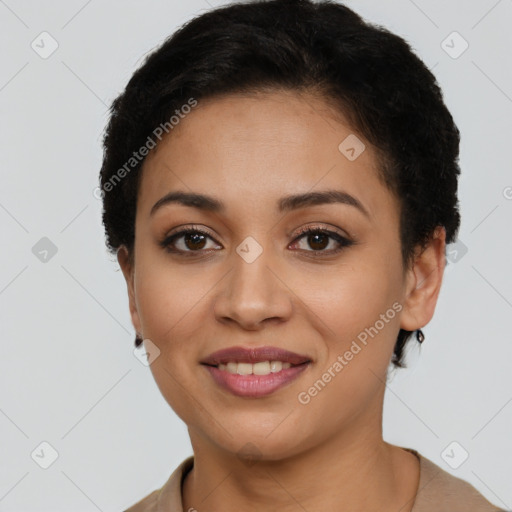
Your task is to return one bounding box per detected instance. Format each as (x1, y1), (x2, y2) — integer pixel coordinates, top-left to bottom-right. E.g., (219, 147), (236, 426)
(1, 0), (511, 510)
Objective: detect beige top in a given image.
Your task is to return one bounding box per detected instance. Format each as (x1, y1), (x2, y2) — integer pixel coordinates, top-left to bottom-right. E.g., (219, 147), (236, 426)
(124, 448), (505, 511)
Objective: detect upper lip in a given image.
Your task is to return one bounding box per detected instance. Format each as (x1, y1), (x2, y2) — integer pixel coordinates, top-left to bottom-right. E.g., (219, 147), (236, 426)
(201, 346), (311, 366)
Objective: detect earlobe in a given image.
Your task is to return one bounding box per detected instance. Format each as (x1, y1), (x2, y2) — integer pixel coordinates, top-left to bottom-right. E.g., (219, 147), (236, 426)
(400, 227), (446, 332)
(116, 245), (142, 336)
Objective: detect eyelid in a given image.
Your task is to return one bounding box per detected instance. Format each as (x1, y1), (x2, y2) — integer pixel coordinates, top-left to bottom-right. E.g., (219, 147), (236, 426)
(165, 223), (217, 239)
(292, 223), (350, 240)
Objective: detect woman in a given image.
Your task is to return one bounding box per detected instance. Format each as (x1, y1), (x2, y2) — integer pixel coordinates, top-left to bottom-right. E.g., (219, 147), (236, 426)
(98, 1), (505, 510)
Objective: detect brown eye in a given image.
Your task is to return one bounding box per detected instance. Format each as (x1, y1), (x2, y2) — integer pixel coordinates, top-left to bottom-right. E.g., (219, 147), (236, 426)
(305, 232), (330, 251)
(159, 227), (221, 255)
(183, 232), (207, 250)
(290, 227), (354, 255)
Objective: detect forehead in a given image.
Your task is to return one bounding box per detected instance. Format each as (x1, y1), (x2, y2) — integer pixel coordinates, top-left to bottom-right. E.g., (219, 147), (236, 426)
(137, 90), (397, 224)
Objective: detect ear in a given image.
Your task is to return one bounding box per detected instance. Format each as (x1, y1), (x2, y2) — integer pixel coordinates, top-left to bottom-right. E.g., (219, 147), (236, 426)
(117, 245), (142, 336)
(400, 226), (446, 332)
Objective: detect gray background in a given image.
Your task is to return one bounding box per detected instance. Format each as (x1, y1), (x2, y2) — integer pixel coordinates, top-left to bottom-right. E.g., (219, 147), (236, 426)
(1, 0), (511, 510)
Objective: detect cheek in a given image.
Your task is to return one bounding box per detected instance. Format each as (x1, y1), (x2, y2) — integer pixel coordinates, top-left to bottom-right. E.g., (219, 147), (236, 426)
(133, 260), (216, 407)
(134, 255), (212, 341)
(301, 260), (402, 344)
(293, 275), (402, 440)
(296, 254), (403, 408)
(135, 262), (212, 422)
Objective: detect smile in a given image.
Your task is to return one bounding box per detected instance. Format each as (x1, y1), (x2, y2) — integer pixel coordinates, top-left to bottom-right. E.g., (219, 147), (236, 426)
(201, 346), (311, 398)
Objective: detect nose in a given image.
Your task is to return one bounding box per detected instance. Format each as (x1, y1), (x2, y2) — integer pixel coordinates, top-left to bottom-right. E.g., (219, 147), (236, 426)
(212, 242), (293, 330)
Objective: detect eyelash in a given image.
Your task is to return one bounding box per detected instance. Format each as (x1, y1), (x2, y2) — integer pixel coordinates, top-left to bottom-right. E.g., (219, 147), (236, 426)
(159, 224), (355, 257)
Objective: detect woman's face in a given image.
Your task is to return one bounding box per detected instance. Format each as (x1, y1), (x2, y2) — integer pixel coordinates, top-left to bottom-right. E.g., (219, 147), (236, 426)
(118, 90), (441, 460)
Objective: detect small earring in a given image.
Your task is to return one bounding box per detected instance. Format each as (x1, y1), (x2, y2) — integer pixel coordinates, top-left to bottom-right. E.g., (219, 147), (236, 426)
(416, 329), (425, 343)
(134, 333), (143, 348)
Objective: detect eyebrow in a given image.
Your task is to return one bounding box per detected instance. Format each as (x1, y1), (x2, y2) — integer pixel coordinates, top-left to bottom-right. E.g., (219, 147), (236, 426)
(150, 189), (370, 218)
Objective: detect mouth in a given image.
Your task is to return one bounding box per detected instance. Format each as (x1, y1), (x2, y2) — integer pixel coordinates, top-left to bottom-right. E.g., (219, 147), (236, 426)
(200, 346), (311, 398)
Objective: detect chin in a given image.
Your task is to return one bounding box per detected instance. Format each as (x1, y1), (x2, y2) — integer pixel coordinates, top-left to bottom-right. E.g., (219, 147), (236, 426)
(203, 423), (316, 463)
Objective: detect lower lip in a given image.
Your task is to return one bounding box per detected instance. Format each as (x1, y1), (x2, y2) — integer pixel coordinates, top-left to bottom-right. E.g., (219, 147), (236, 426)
(204, 363), (310, 398)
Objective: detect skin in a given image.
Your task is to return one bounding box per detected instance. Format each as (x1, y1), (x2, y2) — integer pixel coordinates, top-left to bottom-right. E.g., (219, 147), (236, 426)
(117, 90), (446, 511)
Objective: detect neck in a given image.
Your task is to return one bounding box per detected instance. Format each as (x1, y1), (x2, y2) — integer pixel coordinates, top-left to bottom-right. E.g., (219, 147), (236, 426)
(182, 412), (419, 511)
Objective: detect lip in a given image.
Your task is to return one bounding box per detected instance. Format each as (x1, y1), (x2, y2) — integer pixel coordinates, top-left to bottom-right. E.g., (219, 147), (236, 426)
(200, 346), (311, 366)
(204, 364), (310, 398)
(201, 346), (312, 398)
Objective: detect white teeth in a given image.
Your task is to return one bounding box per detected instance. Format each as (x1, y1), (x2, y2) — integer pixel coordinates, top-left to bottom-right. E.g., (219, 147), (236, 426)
(270, 361), (282, 372)
(253, 361), (270, 375)
(217, 360), (293, 376)
(237, 362), (253, 376)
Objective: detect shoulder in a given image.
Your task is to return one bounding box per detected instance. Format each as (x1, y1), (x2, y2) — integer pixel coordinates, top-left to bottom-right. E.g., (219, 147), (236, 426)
(123, 456), (194, 512)
(123, 489), (159, 512)
(412, 450), (505, 512)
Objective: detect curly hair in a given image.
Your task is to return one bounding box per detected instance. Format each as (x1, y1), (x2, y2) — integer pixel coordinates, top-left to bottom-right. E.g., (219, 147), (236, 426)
(99, 0), (461, 367)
